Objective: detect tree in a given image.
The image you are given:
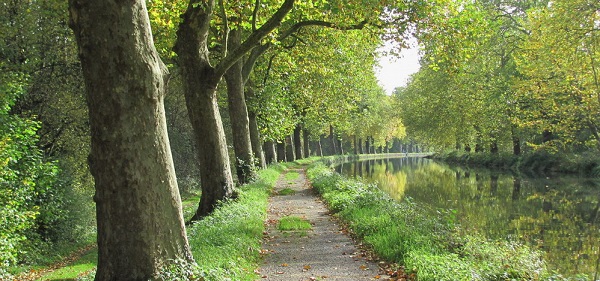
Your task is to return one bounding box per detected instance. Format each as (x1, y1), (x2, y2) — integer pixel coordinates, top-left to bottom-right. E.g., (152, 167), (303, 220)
(0, 72), (60, 271)
(514, 0), (600, 150)
(68, 0), (193, 279)
(174, 0), (294, 219)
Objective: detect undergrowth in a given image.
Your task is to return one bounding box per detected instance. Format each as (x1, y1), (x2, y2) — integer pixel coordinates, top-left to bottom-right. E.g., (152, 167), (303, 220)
(158, 163), (285, 281)
(306, 162), (561, 281)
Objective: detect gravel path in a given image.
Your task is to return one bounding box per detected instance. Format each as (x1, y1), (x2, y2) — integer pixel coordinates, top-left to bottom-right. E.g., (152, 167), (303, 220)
(259, 168), (384, 281)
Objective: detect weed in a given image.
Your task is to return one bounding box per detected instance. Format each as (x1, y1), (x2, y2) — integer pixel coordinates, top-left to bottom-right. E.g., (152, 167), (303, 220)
(285, 171), (300, 181)
(277, 187), (296, 196)
(277, 216), (312, 231)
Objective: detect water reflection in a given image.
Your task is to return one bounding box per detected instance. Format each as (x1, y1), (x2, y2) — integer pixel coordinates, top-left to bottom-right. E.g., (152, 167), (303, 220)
(336, 157), (600, 278)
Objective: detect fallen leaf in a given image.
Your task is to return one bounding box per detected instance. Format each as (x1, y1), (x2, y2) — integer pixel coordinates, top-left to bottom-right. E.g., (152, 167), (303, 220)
(281, 263), (289, 267)
(374, 275), (381, 279)
(359, 265), (368, 270)
(303, 265), (312, 270)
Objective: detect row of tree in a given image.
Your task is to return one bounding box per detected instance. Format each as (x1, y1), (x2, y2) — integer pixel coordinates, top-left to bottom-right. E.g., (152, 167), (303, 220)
(1, 0), (425, 279)
(395, 0), (600, 154)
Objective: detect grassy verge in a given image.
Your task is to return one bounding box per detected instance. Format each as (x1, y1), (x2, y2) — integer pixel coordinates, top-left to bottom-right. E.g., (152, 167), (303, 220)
(159, 163), (286, 281)
(18, 163), (287, 281)
(306, 162), (559, 281)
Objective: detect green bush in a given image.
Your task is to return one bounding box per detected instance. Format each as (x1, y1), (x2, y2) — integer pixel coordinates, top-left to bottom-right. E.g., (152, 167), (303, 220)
(0, 74), (62, 270)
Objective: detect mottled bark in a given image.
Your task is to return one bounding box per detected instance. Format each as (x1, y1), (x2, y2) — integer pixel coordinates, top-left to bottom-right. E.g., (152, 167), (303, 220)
(329, 125), (338, 155)
(225, 29), (255, 183)
(246, 83), (266, 168)
(358, 138), (363, 154)
(174, 1), (235, 219)
(68, 0), (193, 279)
(174, 0), (294, 218)
(365, 137), (371, 154)
(316, 139), (323, 157)
(264, 141), (277, 164)
(276, 141), (286, 162)
(293, 124), (303, 159)
(302, 129), (310, 157)
(286, 134), (296, 161)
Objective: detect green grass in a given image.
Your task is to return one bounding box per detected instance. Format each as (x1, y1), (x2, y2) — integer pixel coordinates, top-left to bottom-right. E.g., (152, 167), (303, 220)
(307, 162), (556, 281)
(276, 187), (296, 195)
(15, 164), (286, 281)
(37, 250), (97, 281)
(284, 171), (300, 181)
(158, 164), (285, 280)
(277, 216), (312, 231)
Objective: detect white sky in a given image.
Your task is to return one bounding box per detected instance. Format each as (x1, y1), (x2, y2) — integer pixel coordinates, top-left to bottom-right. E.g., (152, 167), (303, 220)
(375, 45), (421, 95)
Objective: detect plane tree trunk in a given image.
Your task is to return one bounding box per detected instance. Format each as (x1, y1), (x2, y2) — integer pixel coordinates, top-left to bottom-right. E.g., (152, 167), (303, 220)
(174, 1), (235, 219)
(225, 28), (255, 184)
(174, 0), (294, 218)
(68, 0), (193, 279)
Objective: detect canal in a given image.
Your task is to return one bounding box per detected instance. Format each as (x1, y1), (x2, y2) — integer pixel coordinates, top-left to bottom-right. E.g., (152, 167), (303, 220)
(335, 157), (600, 278)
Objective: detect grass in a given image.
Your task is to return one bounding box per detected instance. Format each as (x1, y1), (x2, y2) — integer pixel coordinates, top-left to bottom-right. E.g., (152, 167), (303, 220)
(276, 187), (296, 195)
(159, 163), (285, 280)
(306, 162), (560, 281)
(37, 250), (97, 281)
(284, 171), (300, 181)
(277, 216), (312, 231)
(17, 164), (287, 281)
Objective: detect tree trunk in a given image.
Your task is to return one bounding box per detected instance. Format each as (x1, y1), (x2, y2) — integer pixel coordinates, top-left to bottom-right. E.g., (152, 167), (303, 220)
(286, 134), (296, 161)
(264, 141), (277, 164)
(225, 29), (255, 184)
(510, 126), (520, 155)
(302, 129), (310, 157)
(490, 141), (499, 154)
(68, 1), (193, 279)
(465, 144), (471, 152)
(246, 82), (266, 168)
(358, 138), (363, 154)
(353, 135), (358, 155)
(293, 124), (303, 159)
(329, 125), (338, 155)
(276, 141), (286, 162)
(316, 139), (323, 157)
(174, 2), (235, 219)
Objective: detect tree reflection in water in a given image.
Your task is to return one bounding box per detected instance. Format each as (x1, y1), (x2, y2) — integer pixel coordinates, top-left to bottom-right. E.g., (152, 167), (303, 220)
(336, 157), (600, 278)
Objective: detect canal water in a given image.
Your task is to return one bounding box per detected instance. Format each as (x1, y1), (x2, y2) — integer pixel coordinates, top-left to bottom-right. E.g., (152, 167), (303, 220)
(335, 157), (600, 278)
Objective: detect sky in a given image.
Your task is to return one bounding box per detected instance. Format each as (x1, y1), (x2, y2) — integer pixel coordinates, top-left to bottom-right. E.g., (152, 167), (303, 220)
(375, 45), (421, 95)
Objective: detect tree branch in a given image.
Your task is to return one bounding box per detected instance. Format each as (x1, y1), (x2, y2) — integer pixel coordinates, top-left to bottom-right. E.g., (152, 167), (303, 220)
(252, 0), (260, 32)
(214, 0), (295, 79)
(279, 19), (368, 41)
(242, 44), (270, 83)
(218, 0), (229, 57)
(242, 19), (369, 83)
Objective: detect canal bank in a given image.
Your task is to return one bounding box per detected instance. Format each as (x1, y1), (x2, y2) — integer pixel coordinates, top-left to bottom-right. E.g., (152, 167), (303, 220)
(435, 150), (600, 177)
(312, 158), (598, 280)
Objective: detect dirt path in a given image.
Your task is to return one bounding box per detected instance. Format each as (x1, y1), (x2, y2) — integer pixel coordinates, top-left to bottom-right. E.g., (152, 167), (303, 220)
(259, 168), (385, 281)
